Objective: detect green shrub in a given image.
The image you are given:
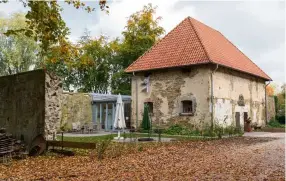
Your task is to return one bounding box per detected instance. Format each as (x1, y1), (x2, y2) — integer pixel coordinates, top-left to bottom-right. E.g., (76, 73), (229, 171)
(96, 135), (113, 160)
(267, 120), (285, 128)
(276, 115), (285, 124)
(214, 126), (224, 139)
(224, 125), (236, 136)
(164, 124), (185, 135)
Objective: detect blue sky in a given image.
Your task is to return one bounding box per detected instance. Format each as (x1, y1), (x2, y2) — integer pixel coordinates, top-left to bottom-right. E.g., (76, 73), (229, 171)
(0, 0), (285, 89)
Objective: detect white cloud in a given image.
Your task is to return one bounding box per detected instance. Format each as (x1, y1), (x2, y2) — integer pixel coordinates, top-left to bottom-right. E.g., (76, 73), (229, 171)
(89, 0), (196, 38)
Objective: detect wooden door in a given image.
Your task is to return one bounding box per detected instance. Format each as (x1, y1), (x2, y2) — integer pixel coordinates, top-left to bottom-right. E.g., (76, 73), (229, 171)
(235, 112), (240, 129)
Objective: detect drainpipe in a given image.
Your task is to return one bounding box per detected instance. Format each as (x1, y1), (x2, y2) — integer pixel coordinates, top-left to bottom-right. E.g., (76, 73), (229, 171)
(133, 72), (139, 129)
(211, 64), (219, 129)
(265, 81), (271, 124)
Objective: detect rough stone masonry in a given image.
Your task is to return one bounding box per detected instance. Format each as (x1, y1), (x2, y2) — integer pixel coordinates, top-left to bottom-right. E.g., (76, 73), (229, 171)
(0, 69), (62, 151)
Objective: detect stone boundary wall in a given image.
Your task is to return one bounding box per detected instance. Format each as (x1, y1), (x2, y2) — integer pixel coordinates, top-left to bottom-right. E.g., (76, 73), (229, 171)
(60, 93), (92, 131)
(0, 70), (62, 150)
(45, 72), (62, 140)
(0, 70), (46, 150)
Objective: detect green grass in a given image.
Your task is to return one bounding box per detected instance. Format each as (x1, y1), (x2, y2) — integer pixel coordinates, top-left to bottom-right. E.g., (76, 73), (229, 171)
(56, 132), (218, 143)
(57, 134), (116, 143)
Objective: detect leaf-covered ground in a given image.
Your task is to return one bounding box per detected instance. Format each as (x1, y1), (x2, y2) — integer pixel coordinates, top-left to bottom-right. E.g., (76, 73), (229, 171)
(0, 137), (284, 181)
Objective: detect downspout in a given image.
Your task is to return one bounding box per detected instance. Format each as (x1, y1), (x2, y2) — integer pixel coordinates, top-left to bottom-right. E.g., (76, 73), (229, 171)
(265, 81), (271, 124)
(211, 64), (219, 128)
(133, 72), (139, 129)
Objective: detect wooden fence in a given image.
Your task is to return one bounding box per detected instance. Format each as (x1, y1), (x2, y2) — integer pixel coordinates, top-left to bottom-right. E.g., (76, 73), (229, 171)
(47, 141), (96, 149)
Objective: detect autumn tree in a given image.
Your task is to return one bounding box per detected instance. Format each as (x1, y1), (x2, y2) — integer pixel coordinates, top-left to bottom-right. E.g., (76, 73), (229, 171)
(43, 39), (82, 91)
(266, 85), (274, 96)
(1, 0), (108, 56)
(76, 35), (113, 93)
(0, 13), (40, 76)
(111, 3), (165, 95)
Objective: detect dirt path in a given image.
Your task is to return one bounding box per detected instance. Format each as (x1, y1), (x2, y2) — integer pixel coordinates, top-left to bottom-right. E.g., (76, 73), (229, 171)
(0, 136), (285, 180)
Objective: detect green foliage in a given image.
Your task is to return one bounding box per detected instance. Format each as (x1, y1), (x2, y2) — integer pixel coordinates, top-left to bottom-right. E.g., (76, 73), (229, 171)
(76, 35), (112, 93)
(164, 124), (185, 135)
(96, 134), (113, 160)
(110, 3), (165, 95)
(274, 84), (285, 124)
(0, 13), (40, 76)
(2, 0), (108, 54)
(163, 123), (243, 138)
(276, 115), (285, 124)
(267, 120), (285, 128)
(141, 104), (152, 131)
(59, 122), (69, 132)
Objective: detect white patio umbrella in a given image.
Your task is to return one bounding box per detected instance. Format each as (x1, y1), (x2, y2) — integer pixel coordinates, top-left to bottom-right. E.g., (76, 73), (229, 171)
(113, 94), (126, 140)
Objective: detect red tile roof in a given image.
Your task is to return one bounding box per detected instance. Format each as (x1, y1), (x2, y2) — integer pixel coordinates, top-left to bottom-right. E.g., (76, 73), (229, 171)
(125, 17), (271, 80)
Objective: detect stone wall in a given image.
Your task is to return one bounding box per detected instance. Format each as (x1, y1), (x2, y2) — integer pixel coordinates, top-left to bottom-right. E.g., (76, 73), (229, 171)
(60, 93), (92, 130)
(0, 70), (62, 150)
(131, 65), (211, 129)
(0, 70), (46, 150)
(267, 96), (276, 122)
(212, 66), (267, 127)
(131, 64), (268, 129)
(45, 72), (62, 140)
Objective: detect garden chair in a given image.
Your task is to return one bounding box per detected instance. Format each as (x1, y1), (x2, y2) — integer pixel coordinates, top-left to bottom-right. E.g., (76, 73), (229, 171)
(72, 123), (79, 132)
(88, 123), (94, 134)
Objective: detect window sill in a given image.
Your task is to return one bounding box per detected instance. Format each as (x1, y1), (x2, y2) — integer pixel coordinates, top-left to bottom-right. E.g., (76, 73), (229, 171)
(179, 112), (194, 116)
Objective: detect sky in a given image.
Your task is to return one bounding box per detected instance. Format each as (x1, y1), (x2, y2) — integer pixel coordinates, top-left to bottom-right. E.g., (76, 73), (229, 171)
(0, 0), (285, 89)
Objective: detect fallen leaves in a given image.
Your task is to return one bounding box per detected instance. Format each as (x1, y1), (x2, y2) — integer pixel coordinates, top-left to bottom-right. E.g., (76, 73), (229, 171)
(0, 137), (284, 181)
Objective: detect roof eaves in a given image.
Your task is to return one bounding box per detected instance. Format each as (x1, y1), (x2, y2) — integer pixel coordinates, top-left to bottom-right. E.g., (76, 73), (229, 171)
(128, 61), (210, 73)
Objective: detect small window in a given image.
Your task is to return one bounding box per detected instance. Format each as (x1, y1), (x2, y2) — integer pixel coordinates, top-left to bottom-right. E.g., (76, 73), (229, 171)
(144, 102), (153, 114)
(182, 101), (193, 113)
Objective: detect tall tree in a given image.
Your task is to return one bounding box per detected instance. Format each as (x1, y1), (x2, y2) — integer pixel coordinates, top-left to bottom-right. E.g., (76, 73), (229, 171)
(0, 13), (40, 76)
(111, 4), (165, 95)
(77, 35), (112, 93)
(44, 39), (82, 91)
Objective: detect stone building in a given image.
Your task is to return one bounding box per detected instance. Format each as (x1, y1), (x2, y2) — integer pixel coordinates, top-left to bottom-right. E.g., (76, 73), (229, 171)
(125, 17), (271, 129)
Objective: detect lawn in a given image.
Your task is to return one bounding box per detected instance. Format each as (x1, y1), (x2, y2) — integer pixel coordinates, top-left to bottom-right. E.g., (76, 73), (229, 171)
(56, 132), (217, 143)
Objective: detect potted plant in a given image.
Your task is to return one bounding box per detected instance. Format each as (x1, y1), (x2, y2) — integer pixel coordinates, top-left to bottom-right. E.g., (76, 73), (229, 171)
(244, 117), (252, 132)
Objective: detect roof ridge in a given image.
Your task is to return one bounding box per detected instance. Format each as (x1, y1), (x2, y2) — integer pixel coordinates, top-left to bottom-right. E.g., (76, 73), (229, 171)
(217, 31), (271, 80)
(188, 17), (211, 62)
(125, 17), (190, 72)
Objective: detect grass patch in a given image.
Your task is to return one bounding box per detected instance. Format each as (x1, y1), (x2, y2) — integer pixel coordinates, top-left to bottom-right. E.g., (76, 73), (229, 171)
(56, 132), (218, 143)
